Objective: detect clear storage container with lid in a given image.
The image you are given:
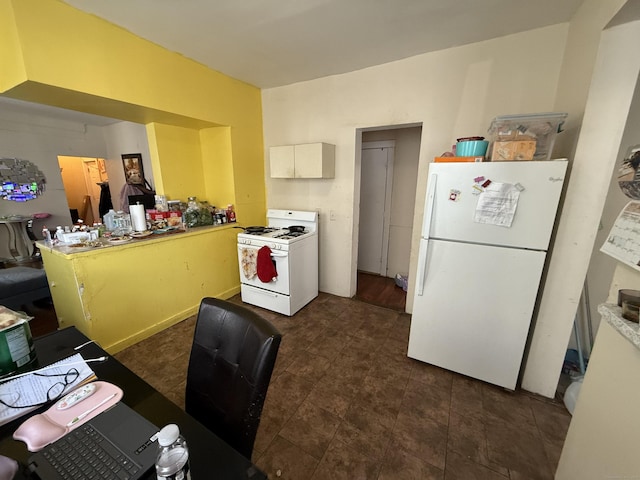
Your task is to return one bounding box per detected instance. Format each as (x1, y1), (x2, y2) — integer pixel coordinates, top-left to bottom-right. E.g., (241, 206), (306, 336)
(487, 112), (568, 161)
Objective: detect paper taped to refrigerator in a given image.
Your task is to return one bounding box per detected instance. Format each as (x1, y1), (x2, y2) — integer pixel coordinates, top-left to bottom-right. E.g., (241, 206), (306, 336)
(474, 182), (520, 228)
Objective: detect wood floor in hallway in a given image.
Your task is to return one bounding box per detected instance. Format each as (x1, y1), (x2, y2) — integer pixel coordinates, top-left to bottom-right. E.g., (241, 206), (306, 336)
(355, 271), (407, 312)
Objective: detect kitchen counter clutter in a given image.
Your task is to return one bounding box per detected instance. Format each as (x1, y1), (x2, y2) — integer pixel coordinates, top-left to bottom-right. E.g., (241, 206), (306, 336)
(37, 223), (241, 354)
(44, 226), (188, 255)
(556, 303), (640, 478)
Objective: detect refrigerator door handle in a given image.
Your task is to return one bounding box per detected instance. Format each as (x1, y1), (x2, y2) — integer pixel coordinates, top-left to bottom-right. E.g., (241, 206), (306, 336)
(422, 173), (437, 239)
(416, 239), (428, 296)
(417, 173), (437, 296)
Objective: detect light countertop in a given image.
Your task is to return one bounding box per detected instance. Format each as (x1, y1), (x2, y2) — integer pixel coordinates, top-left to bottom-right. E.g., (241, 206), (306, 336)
(598, 303), (640, 350)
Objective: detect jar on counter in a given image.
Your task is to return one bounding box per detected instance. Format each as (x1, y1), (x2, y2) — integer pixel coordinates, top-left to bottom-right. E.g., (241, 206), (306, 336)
(184, 197), (213, 228)
(113, 211), (132, 236)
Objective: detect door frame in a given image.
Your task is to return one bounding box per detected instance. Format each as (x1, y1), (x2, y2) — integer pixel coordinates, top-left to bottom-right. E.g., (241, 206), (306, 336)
(360, 140), (395, 276)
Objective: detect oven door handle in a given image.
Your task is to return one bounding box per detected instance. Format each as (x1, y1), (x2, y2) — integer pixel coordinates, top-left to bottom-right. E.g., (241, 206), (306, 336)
(237, 245), (288, 257)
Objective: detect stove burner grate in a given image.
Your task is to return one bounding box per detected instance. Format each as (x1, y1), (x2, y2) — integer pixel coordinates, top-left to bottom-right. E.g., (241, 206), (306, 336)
(245, 227), (277, 235)
(273, 230), (306, 239)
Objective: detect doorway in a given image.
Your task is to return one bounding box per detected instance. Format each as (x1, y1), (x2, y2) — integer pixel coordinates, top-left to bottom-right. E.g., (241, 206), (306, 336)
(355, 125), (422, 311)
(358, 141), (395, 275)
(58, 156), (109, 225)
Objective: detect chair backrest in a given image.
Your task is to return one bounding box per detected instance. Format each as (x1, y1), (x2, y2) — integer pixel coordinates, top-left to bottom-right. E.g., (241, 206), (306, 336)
(185, 298), (281, 460)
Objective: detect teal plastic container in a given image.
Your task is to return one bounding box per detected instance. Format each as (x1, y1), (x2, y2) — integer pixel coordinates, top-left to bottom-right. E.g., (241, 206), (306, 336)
(456, 140), (489, 157)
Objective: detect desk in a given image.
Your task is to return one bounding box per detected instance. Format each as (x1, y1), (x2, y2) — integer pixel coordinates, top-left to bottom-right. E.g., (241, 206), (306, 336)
(0, 327), (266, 479)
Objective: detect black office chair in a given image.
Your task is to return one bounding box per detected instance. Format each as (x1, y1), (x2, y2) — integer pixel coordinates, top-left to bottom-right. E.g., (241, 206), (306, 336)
(185, 298), (282, 460)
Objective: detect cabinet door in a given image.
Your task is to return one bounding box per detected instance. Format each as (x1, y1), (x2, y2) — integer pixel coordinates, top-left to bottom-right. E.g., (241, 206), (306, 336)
(295, 143), (335, 178)
(270, 145), (295, 178)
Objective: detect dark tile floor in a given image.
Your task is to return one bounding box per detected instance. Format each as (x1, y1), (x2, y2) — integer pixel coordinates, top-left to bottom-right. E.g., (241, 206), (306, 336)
(114, 293), (571, 480)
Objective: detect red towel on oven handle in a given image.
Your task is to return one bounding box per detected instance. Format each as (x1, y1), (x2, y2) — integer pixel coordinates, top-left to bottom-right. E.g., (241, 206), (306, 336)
(257, 245), (278, 282)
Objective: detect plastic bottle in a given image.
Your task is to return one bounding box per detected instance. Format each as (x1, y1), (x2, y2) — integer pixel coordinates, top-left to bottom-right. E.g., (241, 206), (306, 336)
(226, 204), (236, 223)
(103, 209), (116, 231)
(55, 226), (64, 242)
(42, 226), (52, 245)
(113, 211), (132, 236)
(155, 424), (190, 480)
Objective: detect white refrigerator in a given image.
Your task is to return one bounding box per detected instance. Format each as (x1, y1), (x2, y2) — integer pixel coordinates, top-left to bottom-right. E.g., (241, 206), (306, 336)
(407, 160), (567, 390)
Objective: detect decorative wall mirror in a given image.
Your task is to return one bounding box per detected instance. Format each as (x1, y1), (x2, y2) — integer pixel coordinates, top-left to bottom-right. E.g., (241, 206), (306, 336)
(0, 157), (47, 201)
(618, 145), (640, 199)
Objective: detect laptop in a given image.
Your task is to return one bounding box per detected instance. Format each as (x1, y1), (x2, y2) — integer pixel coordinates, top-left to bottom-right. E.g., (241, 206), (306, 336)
(28, 402), (159, 480)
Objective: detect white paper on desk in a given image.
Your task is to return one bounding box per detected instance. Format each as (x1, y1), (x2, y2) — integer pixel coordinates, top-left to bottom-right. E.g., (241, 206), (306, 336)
(474, 182), (520, 228)
(0, 353), (95, 426)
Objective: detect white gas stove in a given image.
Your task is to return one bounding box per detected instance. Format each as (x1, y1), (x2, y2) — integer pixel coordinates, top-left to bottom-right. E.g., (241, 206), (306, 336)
(237, 209), (318, 315)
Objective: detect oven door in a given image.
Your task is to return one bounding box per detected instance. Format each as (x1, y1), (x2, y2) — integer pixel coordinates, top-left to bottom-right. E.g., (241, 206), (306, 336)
(237, 244), (290, 295)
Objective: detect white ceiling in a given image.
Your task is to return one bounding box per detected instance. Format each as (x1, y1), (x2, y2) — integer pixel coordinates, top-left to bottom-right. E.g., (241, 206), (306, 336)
(61, 0), (585, 89)
(1, 0), (586, 124)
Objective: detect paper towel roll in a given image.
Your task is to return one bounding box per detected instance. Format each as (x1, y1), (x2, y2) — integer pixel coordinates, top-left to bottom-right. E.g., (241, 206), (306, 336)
(130, 204), (147, 232)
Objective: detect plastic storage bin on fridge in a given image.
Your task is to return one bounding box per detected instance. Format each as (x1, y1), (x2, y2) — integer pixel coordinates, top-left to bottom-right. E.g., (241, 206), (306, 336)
(487, 112), (567, 161)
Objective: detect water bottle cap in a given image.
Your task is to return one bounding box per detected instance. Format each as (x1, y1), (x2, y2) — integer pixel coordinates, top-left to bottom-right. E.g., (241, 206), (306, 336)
(157, 424), (179, 446)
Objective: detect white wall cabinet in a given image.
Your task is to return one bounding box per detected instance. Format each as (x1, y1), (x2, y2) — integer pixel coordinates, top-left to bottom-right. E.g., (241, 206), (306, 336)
(270, 142), (335, 178)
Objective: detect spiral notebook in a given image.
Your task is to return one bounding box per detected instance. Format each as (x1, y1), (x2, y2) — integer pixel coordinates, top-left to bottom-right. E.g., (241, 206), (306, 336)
(0, 353), (96, 427)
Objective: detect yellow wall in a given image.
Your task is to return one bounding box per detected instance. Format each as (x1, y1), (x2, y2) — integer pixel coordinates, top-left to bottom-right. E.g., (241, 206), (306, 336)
(0, 0), (26, 92)
(0, 0), (265, 221)
(1, 0), (266, 345)
(200, 126), (236, 208)
(147, 123), (206, 200)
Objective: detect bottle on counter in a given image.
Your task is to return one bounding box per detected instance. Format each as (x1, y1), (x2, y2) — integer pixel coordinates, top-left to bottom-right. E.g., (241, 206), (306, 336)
(226, 204), (236, 223)
(42, 226), (52, 245)
(103, 209), (116, 231)
(155, 424), (190, 480)
(113, 211), (132, 236)
(55, 226), (64, 243)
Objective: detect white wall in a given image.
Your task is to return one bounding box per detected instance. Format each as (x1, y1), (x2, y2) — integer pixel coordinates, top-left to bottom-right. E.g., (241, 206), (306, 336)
(103, 122), (153, 212)
(361, 127), (421, 279)
(0, 107), (108, 259)
(0, 107), (152, 261)
(263, 24), (569, 300)
(583, 72), (640, 351)
(522, 18), (640, 396)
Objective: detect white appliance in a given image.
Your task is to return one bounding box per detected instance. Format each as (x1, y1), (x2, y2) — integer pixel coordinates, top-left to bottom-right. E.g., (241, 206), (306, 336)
(237, 209), (318, 316)
(408, 160), (568, 390)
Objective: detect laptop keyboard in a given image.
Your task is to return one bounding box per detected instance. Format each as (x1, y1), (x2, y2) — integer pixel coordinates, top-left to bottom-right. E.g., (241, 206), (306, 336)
(41, 424), (143, 480)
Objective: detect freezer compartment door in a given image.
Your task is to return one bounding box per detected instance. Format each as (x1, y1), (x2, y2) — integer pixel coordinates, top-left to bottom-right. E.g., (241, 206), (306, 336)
(423, 160), (567, 250)
(408, 239), (546, 390)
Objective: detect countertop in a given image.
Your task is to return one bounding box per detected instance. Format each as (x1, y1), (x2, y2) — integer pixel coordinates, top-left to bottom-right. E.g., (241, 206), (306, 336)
(36, 223), (236, 257)
(598, 303), (640, 351)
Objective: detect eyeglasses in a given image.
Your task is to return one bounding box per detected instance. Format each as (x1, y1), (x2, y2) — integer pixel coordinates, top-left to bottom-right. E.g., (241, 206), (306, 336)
(0, 368), (79, 409)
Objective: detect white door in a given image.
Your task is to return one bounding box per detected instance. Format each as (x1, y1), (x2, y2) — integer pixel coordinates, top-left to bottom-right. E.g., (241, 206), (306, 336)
(424, 160), (567, 249)
(408, 238), (547, 390)
(358, 141), (395, 275)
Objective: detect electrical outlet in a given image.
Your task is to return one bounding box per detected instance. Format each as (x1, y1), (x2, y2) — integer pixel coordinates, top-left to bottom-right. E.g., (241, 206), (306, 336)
(330, 210), (337, 221)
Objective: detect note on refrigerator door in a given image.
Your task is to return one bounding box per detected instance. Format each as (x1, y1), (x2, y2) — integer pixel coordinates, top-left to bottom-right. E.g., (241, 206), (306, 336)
(474, 182), (520, 227)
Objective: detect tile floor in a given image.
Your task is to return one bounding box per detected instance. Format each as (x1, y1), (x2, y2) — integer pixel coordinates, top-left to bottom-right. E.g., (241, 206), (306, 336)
(114, 293), (571, 480)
